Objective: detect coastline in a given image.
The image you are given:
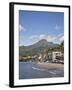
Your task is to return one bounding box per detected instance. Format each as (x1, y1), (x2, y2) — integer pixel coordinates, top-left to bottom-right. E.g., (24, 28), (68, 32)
(36, 62), (64, 70)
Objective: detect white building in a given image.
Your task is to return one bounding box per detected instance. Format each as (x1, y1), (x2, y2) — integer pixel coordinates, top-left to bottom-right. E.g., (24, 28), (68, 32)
(52, 51), (62, 61)
(48, 51), (63, 61)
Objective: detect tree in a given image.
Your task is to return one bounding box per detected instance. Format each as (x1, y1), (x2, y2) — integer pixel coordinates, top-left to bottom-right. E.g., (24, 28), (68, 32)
(61, 40), (64, 47)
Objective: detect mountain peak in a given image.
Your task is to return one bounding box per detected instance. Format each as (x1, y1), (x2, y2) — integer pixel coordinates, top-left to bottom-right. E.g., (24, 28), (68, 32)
(38, 39), (53, 44)
(38, 39), (47, 42)
(19, 39), (59, 56)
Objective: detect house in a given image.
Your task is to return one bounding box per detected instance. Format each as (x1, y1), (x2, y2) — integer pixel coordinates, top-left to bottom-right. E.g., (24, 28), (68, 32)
(48, 51), (64, 61)
(52, 51), (62, 61)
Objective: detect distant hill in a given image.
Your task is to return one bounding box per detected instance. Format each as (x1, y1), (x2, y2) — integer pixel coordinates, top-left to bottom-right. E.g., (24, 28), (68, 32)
(19, 39), (59, 56)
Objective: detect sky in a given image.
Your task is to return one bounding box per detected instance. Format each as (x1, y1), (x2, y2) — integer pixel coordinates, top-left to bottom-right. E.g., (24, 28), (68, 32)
(19, 10), (64, 46)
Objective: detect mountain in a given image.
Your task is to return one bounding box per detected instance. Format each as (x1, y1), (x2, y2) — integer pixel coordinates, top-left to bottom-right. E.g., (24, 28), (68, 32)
(19, 39), (59, 56)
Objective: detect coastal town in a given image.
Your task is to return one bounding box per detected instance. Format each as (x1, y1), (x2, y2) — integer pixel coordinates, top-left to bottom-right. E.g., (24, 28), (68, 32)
(19, 41), (64, 64)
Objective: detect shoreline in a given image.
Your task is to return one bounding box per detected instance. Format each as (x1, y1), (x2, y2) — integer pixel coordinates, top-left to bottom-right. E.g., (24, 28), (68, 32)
(19, 61), (64, 70)
(36, 62), (64, 70)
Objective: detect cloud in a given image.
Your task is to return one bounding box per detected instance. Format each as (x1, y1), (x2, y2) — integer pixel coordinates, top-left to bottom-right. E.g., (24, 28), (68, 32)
(53, 33), (63, 41)
(46, 36), (55, 42)
(29, 33), (64, 45)
(52, 34), (64, 44)
(59, 36), (64, 42)
(29, 34), (57, 43)
(55, 34), (64, 42)
(29, 35), (38, 39)
(39, 34), (46, 39)
(29, 34), (46, 40)
(46, 34), (64, 43)
(57, 33), (63, 37)
(19, 24), (26, 32)
(54, 24), (60, 30)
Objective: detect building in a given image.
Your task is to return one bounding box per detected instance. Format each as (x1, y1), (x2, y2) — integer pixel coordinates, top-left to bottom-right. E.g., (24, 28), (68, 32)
(52, 51), (62, 61)
(48, 51), (63, 61)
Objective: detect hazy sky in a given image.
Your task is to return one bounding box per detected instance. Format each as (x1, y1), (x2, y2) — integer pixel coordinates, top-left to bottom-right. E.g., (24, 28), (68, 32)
(19, 10), (64, 46)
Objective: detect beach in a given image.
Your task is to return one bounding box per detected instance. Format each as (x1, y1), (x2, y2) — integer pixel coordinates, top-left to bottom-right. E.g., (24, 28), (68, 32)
(37, 62), (64, 70)
(19, 61), (64, 79)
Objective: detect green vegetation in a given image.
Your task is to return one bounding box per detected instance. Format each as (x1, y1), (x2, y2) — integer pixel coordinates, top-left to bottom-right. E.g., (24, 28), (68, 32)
(19, 39), (58, 56)
(19, 39), (64, 62)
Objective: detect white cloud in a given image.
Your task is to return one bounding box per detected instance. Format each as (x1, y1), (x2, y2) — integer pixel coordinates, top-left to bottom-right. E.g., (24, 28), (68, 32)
(29, 35), (38, 39)
(57, 33), (63, 37)
(29, 34), (58, 43)
(46, 36), (54, 42)
(29, 34), (46, 40)
(54, 24), (60, 30)
(29, 33), (64, 45)
(39, 34), (46, 39)
(46, 34), (64, 43)
(52, 34), (64, 44)
(19, 24), (26, 32)
(53, 33), (63, 41)
(59, 36), (64, 42)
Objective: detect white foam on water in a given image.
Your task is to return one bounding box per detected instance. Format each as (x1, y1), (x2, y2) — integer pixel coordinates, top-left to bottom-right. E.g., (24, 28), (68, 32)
(32, 67), (45, 71)
(49, 71), (56, 74)
(32, 67), (56, 74)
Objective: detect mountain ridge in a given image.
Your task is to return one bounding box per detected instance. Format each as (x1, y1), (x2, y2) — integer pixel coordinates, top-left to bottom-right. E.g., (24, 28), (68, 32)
(19, 39), (59, 56)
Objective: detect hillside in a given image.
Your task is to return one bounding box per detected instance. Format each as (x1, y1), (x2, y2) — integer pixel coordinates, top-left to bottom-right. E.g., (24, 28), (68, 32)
(19, 39), (59, 56)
